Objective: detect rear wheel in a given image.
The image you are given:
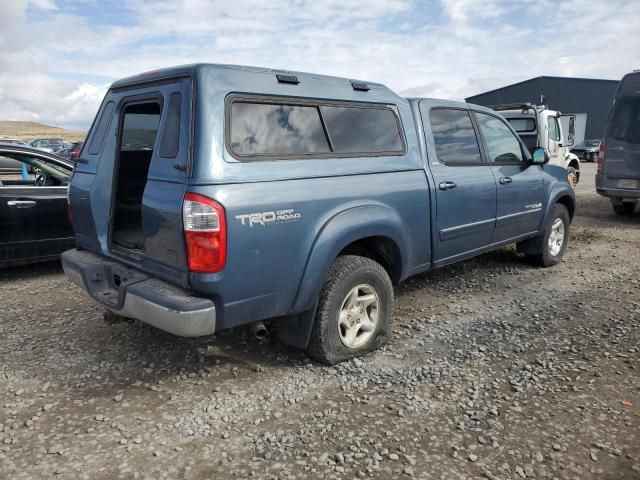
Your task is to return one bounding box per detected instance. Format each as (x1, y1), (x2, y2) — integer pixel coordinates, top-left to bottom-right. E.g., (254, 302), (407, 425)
(307, 255), (393, 365)
(612, 200), (636, 216)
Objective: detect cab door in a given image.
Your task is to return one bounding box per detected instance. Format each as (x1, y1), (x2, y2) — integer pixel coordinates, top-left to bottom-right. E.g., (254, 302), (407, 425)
(472, 111), (544, 242)
(419, 104), (497, 265)
(546, 114), (562, 165)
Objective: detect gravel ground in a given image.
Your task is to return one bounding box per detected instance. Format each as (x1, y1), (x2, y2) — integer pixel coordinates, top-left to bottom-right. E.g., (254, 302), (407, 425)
(1, 162), (639, 480)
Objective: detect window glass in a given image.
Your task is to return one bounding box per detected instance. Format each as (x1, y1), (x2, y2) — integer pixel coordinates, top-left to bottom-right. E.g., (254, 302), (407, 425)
(120, 103), (161, 152)
(88, 101), (115, 155)
(428, 108), (482, 163)
(475, 112), (524, 162)
(0, 154), (71, 186)
(610, 97), (640, 145)
(230, 102), (330, 156)
(320, 106), (403, 153)
(506, 117), (536, 133)
(548, 116), (560, 142)
(159, 93), (181, 158)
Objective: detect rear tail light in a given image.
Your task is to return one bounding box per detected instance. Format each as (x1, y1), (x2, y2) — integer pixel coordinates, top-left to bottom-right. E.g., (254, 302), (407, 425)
(597, 141), (606, 173)
(183, 193), (226, 273)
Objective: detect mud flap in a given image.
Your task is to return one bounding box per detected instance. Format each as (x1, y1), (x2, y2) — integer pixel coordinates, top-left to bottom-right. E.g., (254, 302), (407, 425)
(276, 305), (318, 350)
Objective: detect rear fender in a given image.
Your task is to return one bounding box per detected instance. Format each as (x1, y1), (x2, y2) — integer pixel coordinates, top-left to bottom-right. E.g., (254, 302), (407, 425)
(291, 204), (409, 314)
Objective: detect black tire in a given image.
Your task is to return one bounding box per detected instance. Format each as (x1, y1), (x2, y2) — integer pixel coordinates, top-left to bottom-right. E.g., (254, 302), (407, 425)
(567, 166), (578, 188)
(517, 204), (570, 267)
(306, 255), (393, 365)
(612, 201), (636, 216)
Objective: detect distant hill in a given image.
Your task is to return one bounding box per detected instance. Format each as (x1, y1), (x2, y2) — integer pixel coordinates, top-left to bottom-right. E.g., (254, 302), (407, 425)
(0, 121), (86, 142)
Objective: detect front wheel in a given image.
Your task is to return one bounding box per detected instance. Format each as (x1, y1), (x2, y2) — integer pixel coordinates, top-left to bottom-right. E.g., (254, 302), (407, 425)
(567, 166), (578, 188)
(517, 204), (570, 267)
(307, 255), (393, 365)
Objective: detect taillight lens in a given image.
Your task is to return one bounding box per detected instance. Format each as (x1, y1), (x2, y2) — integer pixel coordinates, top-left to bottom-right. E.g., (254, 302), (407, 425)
(597, 141), (606, 173)
(183, 193), (226, 273)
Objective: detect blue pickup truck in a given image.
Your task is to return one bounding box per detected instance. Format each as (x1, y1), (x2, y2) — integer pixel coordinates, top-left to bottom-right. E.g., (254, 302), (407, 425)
(62, 64), (575, 364)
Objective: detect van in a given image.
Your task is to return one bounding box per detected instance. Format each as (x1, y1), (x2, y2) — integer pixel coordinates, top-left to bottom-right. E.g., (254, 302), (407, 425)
(597, 71), (640, 215)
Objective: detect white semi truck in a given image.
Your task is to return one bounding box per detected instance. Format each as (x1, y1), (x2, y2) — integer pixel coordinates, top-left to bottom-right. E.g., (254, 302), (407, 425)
(493, 103), (581, 187)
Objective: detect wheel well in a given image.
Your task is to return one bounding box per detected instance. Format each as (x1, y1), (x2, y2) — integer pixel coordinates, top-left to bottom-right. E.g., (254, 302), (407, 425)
(568, 159), (580, 180)
(338, 236), (402, 283)
(556, 195), (575, 220)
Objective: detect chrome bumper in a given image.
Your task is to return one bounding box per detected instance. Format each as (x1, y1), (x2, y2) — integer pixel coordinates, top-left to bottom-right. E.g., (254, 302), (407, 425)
(62, 249), (216, 337)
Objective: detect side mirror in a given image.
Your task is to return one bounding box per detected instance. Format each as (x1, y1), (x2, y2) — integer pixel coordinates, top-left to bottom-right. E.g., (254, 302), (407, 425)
(531, 147), (549, 165)
(567, 116), (575, 146)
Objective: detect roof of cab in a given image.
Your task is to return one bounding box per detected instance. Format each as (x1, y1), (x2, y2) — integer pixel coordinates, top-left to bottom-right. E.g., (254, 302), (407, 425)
(408, 97), (497, 115)
(110, 63), (403, 103)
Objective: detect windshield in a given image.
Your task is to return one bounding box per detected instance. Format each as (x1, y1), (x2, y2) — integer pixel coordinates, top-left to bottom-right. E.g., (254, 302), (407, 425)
(610, 97), (640, 145)
(506, 117), (536, 133)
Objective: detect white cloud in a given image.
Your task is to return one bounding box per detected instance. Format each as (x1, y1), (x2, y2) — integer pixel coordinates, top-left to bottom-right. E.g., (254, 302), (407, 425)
(0, 0), (638, 130)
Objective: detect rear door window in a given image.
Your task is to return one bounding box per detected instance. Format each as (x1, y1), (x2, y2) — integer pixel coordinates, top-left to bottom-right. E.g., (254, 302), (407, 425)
(88, 101), (115, 155)
(120, 104), (161, 151)
(610, 97), (640, 145)
(428, 108), (482, 164)
(159, 92), (182, 158)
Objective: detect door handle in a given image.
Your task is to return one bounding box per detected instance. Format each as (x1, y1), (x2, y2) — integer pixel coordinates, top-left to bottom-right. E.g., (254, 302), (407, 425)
(499, 177), (513, 185)
(439, 181), (457, 191)
(7, 200), (37, 208)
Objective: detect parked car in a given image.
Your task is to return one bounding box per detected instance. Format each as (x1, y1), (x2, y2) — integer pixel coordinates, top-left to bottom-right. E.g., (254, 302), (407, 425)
(571, 139), (601, 162)
(0, 139), (30, 171)
(68, 141), (83, 162)
(492, 103), (581, 187)
(55, 147), (71, 158)
(62, 64), (575, 364)
(29, 138), (65, 153)
(0, 138), (29, 146)
(0, 144), (74, 267)
(596, 71), (640, 215)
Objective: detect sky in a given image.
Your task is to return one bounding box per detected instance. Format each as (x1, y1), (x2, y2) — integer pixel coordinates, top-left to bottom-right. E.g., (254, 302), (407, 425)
(1, 0), (639, 130)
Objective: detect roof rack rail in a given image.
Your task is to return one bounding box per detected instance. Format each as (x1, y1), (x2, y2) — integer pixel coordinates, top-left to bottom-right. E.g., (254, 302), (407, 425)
(488, 102), (537, 111)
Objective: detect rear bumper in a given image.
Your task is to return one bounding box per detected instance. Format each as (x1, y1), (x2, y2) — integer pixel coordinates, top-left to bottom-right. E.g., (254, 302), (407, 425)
(596, 187), (640, 199)
(595, 175), (640, 199)
(61, 249), (216, 337)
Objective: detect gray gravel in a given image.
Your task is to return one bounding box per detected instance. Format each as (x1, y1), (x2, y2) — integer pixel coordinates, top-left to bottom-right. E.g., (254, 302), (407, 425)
(1, 163), (639, 479)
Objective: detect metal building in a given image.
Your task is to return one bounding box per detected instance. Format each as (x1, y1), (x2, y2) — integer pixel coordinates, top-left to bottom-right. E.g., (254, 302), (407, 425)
(466, 76), (619, 141)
